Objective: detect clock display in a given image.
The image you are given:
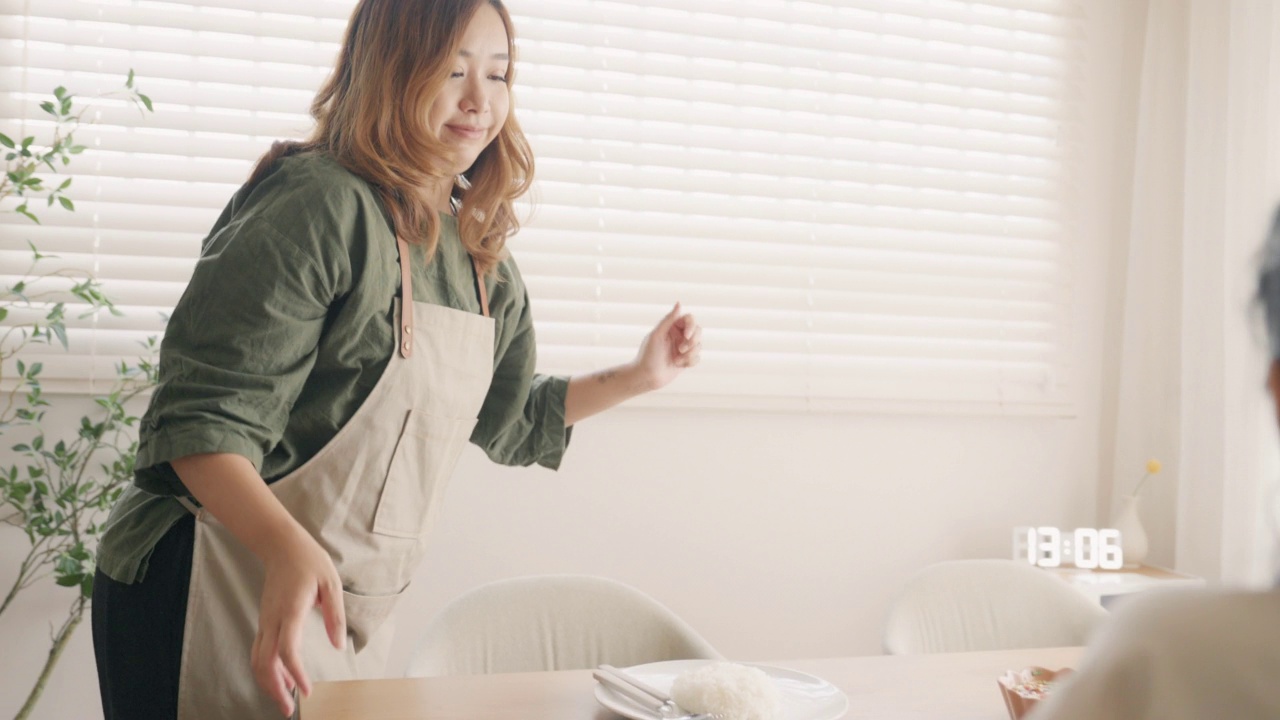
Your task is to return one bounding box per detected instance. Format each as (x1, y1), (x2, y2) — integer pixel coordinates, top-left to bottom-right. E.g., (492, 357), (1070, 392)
(1012, 526), (1124, 570)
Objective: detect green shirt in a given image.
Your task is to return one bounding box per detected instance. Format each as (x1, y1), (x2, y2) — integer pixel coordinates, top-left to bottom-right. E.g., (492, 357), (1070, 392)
(97, 152), (571, 584)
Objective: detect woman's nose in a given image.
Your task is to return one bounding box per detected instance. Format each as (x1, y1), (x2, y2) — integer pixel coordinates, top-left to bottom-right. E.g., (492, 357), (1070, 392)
(460, 81), (489, 114)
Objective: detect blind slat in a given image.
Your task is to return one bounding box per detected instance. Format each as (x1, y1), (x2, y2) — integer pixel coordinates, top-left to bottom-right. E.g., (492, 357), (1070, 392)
(1, 0), (1081, 411)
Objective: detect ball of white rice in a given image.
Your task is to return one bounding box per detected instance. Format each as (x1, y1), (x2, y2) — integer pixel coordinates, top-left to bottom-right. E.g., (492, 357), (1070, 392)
(670, 662), (783, 720)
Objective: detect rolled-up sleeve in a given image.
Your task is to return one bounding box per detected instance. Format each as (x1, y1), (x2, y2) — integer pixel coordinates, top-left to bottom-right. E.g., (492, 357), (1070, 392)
(470, 268), (572, 470)
(134, 216), (338, 496)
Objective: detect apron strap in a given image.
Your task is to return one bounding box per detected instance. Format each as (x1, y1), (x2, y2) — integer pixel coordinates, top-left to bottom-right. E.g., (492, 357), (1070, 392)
(472, 257), (490, 318)
(397, 235), (414, 359)
(397, 232), (487, 358)
(176, 495), (201, 515)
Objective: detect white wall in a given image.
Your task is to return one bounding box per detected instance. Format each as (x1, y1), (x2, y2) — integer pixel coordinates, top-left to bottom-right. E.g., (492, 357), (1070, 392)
(0, 2), (1141, 718)
(394, 409), (1101, 668)
(0, 403), (1106, 720)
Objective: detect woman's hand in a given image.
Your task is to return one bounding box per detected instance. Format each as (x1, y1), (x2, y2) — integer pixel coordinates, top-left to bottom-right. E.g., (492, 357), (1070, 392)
(562, 303), (703, 426)
(633, 302), (702, 391)
(171, 453), (349, 717)
(253, 525), (347, 717)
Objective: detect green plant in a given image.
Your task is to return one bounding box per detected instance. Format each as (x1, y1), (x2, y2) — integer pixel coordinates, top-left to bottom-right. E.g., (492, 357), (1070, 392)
(1, 73), (156, 720)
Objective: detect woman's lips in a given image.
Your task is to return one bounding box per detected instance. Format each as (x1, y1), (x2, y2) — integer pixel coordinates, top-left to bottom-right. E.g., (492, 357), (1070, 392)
(445, 124), (486, 140)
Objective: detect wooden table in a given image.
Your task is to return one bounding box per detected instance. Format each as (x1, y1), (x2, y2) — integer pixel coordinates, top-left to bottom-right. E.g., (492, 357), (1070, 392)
(300, 646), (1083, 720)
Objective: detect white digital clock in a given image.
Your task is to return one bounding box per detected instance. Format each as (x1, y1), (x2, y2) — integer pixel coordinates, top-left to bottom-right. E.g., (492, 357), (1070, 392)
(1012, 526), (1124, 570)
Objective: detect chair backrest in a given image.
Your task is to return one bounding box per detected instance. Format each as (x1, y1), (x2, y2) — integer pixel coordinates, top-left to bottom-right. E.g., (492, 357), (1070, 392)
(406, 574), (722, 676)
(882, 559), (1108, 655)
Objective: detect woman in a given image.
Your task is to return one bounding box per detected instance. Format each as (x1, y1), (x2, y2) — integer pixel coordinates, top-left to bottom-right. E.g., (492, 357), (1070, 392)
(90, 2), (702, 718)
(1027, 209), (1280, 719)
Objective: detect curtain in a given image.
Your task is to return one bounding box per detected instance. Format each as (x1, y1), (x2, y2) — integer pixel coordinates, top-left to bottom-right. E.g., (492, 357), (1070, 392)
(1108, 0), (1280, 585)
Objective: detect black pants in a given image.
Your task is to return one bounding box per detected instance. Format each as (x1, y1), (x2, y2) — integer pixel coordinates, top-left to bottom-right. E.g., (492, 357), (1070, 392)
(92, 513), (194, 720)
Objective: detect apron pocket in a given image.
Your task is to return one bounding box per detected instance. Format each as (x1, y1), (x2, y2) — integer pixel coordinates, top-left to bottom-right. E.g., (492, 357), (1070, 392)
(372, 410), (478, 539)
(342, 585), (405, 654)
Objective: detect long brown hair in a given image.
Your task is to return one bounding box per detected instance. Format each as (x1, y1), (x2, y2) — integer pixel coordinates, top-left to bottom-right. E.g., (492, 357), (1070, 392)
(249, 0), (533, 276)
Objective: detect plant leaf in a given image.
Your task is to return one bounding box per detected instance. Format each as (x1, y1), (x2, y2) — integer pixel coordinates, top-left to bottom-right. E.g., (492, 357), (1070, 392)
(58, 196), (74, 211)
(15, 204), (40, 224)
(138, 94), (153, 112)
(127, 69), (135, 88)
(0, 133), (12, 148)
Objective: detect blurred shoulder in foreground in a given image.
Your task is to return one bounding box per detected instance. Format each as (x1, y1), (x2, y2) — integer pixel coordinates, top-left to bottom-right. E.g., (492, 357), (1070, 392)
(1029, 588), (1280, 720)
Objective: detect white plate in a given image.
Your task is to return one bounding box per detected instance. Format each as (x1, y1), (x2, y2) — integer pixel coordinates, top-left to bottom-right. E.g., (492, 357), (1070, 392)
(593, 660), (849, 720)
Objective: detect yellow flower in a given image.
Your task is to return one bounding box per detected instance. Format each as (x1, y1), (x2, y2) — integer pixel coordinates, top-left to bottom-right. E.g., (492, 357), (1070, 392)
(1133, 458), (1163, 495)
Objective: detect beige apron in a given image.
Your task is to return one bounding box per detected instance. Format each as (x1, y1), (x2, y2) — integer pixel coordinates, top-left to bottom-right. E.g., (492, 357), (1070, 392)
(175, 236), (493, 719)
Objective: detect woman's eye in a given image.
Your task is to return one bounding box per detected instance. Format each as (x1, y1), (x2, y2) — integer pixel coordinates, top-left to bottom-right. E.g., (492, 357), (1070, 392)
(490, 75), (509, 83)
(450, 71), (464, 78)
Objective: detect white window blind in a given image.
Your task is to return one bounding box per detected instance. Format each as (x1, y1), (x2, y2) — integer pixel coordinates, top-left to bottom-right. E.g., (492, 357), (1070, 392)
(1, 0), (1082, 414)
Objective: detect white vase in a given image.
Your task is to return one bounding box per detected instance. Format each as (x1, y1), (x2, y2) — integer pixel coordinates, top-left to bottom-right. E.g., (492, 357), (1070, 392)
(1111, 494), (1148, 568)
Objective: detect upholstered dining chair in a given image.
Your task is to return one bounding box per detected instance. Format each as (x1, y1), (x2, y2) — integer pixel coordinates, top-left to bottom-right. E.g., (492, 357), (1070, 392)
(405, 574), (722, 676)
(882, 559), (1109, 655)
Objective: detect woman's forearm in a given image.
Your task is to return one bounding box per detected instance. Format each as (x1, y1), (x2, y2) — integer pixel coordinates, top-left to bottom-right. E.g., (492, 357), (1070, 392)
(562, 304), (702, 426)
(563, 362), (653, 426)
(170, 453), (308, 561)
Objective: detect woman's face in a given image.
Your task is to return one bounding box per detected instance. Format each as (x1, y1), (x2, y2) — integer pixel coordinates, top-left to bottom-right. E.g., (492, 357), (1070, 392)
(427, 3), (511, 175)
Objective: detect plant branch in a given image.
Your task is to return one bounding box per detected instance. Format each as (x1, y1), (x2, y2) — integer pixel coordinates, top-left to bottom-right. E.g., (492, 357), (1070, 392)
(0, 551), (37, 617)
(1, 71), (156, 720)
(13, 597), (87, 720)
